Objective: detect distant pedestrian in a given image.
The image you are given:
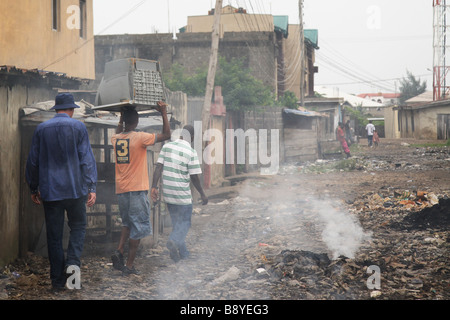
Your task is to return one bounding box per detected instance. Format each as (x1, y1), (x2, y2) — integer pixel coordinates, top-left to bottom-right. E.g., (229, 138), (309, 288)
(111, 101), (170, 276)
(373, 129), (380, 148)
(365, 120), (376, 147)
(25, 93), (97, 291)
(337, 122), (352, 158)
(151, 125), (208, 262)
(345, 120), (353, 146)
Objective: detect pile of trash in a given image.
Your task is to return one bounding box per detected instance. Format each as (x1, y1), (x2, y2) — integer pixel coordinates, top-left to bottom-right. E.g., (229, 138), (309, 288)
(413, 145), (450, 159)
(352, 189), (446, 213)
(401, 197), (450, 230)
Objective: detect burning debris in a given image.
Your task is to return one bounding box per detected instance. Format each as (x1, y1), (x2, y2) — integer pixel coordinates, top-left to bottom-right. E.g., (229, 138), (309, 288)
(268, 250), (371, 299)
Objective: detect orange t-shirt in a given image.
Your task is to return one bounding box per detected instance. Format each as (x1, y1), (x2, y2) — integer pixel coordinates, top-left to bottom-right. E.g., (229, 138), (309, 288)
(111, 131), (156, 194)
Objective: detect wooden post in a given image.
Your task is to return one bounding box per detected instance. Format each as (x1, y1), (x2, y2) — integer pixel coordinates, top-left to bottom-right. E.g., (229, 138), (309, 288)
(201, 0), (223, 134)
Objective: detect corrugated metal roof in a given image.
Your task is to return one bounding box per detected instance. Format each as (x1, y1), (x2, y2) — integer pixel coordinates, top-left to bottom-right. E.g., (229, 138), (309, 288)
(0, 65), (88, 82)
(405, 91), (433, 104)
(273, 15), (289, 38)
(283, 107), (328, 118)
(0, 65), (87, 88)
(315, 86), (384, 108)
(20, 100), (168, 131)
(304, 29), (319, 49)
(272, 17), (319, 49)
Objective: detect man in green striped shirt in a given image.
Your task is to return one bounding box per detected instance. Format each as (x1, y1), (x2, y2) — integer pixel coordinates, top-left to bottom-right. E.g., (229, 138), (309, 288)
(151, 125), (208, 262)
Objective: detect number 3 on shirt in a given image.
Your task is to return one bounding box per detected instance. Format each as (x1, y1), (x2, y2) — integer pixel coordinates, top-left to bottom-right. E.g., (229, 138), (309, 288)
(116, 139), (130, 164)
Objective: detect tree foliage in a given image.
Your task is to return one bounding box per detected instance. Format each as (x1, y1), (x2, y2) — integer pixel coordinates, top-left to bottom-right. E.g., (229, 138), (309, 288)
(215, 57), (274, 110)
(399, 70), (427, 104)
(163, 63), (207, 97)
(163, 56), (292, 111)
(277, 91), (298, 109)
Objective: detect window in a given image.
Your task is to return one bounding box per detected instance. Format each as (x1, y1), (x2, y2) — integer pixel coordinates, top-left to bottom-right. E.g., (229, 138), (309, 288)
(52, 0), (60, 31)
(79, 0), (87, 38)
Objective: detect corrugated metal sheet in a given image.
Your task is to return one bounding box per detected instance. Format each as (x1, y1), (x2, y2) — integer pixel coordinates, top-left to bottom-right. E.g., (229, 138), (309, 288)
(20, 99), (168, 131)
(283, 107), (328, 118)
(273, 15), (289, 38)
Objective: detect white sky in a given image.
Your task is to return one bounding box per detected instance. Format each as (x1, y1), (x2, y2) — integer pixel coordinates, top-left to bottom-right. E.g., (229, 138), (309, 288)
(93, 0), (433, 95)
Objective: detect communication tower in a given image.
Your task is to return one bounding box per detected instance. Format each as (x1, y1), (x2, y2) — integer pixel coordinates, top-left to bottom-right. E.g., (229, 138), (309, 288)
(433, 0), (450, 100)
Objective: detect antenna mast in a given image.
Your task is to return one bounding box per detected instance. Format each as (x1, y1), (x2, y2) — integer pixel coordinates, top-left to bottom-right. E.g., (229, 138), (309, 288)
(433, 0), (450, 100)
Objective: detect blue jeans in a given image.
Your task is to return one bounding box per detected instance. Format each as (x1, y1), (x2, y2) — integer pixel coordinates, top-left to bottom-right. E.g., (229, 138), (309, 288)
(167, 203), (192, 258)
(368, 135), (373, 147)
(43, 196), (87, 288)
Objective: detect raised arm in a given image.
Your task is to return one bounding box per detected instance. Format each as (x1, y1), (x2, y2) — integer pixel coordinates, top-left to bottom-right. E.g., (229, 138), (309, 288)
(154, 101), (171, 143)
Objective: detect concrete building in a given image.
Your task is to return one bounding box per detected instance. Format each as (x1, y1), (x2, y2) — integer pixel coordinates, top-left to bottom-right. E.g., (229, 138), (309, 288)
(0, 0), (95, 267)
(395, 97), (450, 140)
(384, 91), (450, 140)
(0, 0), (95, 80)
(94, 5), (319, 102)
(315, 86), (385, 117)
(384, 91), (432, 139)
(183, 5), (274, 36)
(180, 6), (319, 99)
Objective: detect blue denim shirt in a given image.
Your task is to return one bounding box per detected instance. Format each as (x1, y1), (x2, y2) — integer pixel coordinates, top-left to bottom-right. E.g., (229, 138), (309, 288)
(26, 113), (97, 201)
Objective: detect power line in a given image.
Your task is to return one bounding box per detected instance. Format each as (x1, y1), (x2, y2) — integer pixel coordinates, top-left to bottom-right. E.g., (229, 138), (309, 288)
(230, 0), (308, 91)
(317, 54), (395, 92)
(315, 45), (397, 92)
(229, 0), (282, 85)
(315, 48), (397, 92)
(319, 38), (394, 89)
(317, 73), (432, 87)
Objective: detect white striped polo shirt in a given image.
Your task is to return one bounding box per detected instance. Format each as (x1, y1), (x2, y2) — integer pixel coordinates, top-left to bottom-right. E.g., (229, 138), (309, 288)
(157, 139), (202, 205)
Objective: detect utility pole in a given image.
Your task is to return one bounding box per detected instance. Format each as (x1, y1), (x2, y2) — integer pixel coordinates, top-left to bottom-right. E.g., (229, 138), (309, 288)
(202, 0), (223, 134)
(299, 0), (305, 107)
(167, 0), (170, 34)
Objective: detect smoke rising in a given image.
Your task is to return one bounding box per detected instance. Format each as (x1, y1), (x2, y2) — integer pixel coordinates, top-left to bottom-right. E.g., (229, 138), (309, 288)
(314, 199), (371, 259)
(265, 195), (371, 260)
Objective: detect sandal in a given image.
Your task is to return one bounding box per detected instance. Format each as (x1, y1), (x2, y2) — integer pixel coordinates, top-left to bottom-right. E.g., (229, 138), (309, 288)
(111, 250), (124, 271)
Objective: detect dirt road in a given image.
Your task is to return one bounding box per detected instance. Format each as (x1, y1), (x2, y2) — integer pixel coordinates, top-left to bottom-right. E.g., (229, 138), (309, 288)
(2, 138), (449, 301)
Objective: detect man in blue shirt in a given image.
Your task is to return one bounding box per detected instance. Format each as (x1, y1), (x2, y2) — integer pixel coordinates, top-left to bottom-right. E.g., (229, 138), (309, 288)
(26, 93), (97, 291)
